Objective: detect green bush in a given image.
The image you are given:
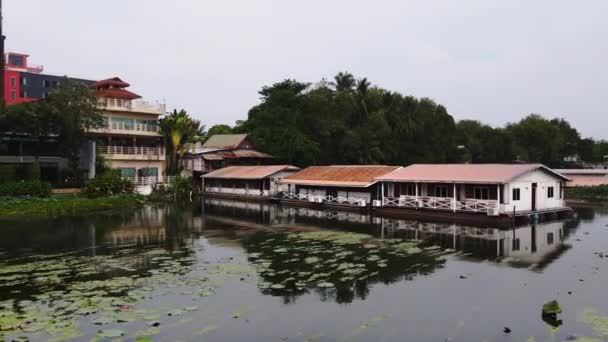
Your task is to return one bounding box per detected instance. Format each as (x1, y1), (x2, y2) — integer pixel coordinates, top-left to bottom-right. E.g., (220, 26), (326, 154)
(84, 171), (135, 197)
(0, 180), (53, 197)
(167, 176), (199, 198)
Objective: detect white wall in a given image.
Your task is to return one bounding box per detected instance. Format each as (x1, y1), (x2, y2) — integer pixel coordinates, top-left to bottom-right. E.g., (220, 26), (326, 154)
(503, 169), (564, 213)
(501, 221), (564, 263)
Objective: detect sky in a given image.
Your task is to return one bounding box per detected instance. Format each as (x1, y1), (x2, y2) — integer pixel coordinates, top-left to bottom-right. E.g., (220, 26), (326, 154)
(5, 0), (608, 139)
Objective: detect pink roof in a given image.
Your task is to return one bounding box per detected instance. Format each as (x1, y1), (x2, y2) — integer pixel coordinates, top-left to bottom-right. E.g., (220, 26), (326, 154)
(202, 165), (300, 180)
(376, 164), (569, 184)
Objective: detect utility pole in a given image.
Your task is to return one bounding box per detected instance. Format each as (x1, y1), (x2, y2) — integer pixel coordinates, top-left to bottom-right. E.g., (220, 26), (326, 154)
(0, 0), (5, 106)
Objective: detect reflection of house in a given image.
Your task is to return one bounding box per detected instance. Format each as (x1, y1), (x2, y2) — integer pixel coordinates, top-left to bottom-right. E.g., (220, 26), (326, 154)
(376, 164), (570, 216)
(88, 78), (167, 184)
(280, 165), (401, 209)
(203, 165), (300, 199)
(181, 134), (274, 176)
(555, 169), (608, 187)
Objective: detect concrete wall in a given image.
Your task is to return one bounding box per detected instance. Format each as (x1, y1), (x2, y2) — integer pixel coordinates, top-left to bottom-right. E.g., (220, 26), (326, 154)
(503, 170), (564, 213)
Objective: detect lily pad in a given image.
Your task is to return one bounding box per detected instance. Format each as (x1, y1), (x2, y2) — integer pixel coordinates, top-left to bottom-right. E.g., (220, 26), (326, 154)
(184, 306), (199, 311)
(542, 300), (562, 316)
(97, 329), (125, 338)
(317, 282), (335, 288)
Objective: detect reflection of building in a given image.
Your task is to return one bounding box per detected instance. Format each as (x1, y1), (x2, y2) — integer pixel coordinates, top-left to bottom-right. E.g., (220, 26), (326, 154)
(203, 198), (572, 269)
(88, 78), (167, 183)
(102, 206), (167, 246)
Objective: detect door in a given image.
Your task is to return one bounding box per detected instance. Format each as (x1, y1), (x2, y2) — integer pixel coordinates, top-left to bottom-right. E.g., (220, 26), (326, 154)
(531, 183), (537, 211)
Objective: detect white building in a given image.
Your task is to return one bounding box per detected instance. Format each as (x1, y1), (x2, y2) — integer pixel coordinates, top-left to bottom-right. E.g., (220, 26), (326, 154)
(376, 164), (570, 216)
(202, 165), (300, 198)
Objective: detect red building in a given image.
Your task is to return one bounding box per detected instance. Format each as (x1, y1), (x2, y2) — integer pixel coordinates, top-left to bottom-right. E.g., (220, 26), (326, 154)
(3, 52), (93, 106)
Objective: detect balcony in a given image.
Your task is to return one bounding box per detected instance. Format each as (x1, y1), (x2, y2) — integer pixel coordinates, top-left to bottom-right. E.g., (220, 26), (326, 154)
(89, 122), (161, 136)
(97, 146), (166, 161)
(383, 195), (499, 215)
(99, 99), (166, 115)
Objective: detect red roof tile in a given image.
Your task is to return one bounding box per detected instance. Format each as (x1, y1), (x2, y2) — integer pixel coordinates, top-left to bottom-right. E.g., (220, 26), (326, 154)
(376, 164), (569, 184)
(282, 165), (401, 188)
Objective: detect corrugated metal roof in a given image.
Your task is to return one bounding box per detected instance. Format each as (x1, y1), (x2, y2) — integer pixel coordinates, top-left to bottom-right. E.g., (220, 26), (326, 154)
(202, 134), (249, 149)
(555, 169), (608, 175)
(231, 149), (273, 158)
(281, 165), (401, 188)
(376, 164), (570, 184)
(202, 165), (300, 180)
(202, 153), (224, 161)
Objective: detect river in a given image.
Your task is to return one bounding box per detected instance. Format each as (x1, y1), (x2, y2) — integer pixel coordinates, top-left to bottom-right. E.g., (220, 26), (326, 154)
(0, 199), (607, 342)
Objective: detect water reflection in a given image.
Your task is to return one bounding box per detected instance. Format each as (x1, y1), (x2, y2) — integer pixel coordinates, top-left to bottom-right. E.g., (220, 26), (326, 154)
(203, 198), (575, 270)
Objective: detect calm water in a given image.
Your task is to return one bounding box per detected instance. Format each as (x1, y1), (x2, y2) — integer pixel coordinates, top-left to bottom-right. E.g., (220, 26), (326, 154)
(1, 199), (608, 342)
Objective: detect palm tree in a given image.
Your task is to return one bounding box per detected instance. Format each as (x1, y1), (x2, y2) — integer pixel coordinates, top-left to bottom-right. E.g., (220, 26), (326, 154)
(159, 109), (204, 175)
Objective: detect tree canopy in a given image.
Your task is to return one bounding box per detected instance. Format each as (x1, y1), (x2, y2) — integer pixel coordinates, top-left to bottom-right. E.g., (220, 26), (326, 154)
(226, 72), (607, 168)
(159, 109), (204, 175)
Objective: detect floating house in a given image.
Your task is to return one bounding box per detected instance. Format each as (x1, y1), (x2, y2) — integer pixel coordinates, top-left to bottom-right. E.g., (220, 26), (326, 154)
(182, 134), (274, 177)
(375, 164), (570, 217)
(280, 165), (401, 209)
(555, 169), (608, 187)
(202, 165), (300, 199)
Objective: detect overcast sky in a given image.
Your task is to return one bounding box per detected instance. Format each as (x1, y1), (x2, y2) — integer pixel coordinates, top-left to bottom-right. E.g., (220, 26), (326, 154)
(5, 1), (607, 139)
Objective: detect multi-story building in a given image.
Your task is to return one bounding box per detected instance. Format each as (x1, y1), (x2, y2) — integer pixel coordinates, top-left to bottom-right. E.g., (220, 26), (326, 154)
(88, 77), (167, 184)
(3, 52), (93, 105)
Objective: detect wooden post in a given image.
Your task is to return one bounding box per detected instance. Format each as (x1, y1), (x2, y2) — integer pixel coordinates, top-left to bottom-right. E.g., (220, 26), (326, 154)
(452, 183), (456, 213)
(380, 182), (384, 205)
(497, 184), (501, 213)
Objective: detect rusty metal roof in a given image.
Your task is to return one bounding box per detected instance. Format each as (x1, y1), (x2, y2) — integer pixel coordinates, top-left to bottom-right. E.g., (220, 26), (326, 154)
(202, 134), (249, 149)
(376, 164), (570, 184)
(202, 165), (300, 180)
(230, 149), (273, 159)
(201, 149), (273, 160)
(281, 165), (401, 188)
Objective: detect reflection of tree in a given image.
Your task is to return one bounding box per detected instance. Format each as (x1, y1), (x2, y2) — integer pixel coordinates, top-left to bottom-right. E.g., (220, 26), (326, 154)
(242, 231), (448, 304)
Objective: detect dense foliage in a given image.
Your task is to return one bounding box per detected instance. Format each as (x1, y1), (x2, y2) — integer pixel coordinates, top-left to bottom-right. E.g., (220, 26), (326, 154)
(0, 80), (103, 177)
(0, 194), (141, 217)
(0, 180), (52, 197)
(84, 171), (135, 197)
(227, 72), (607, 168)
(565, 185), (608, 201)
(150, 176), (199, 201)
(159, 110), (205, 175)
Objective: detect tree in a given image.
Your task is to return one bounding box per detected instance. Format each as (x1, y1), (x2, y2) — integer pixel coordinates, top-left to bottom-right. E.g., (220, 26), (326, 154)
(45, 80), (104, 174)
(0, 79), (103, 179)
(159, 109), (204, 175)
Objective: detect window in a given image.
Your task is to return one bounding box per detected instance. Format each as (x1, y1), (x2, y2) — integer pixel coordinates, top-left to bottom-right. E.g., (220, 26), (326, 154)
(474, 187), (489, 200)
(547, 232), (554, 245)
(512, 188), (521, 201)
(43, 80), (51, 87)
(10, 77), (16, 88)
(547, 186), (554, 199)
(9, 91), (16, 101)
(434, 185), (448, 198)
(512, 239), (520, 251)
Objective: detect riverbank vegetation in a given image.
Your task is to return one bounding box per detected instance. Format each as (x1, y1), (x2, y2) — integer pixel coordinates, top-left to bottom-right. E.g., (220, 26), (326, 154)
(213, 72), (607, 168)
(566, 185), (608, 202)
(0, 194), (143, 217)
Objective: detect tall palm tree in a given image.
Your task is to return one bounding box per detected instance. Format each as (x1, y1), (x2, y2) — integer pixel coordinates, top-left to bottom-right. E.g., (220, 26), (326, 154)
(159, 109), (204, 175)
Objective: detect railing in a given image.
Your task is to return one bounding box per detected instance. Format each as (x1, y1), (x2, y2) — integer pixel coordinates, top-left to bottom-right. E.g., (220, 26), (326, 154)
(124, 176), (161, 186)
(383, 195), (499, 214)
(456, 199), (498, 213)
(100, 99), (166, 114)
(283, 192), (314, 201)
(205, 187), (270, 197)
(323, 195), (367, 206)
(97, 146), (165, 157)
